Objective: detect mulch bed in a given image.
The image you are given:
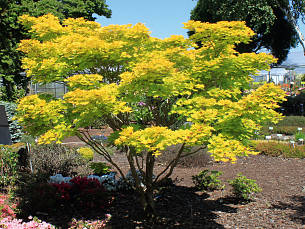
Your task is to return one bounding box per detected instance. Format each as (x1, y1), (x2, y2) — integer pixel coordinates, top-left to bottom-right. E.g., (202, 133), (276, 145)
(49, 129), (305, 228)
(99, 154), (305, 229)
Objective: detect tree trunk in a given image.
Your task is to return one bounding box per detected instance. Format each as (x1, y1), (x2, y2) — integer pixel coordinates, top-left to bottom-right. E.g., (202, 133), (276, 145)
(143, 186), (156, 217)
(278, 2), (305, 55)
(1, 77), (14, 101)
(287, 11), (305, 55)
(126, 148), (156, 217)
(143, 151), (156, 217)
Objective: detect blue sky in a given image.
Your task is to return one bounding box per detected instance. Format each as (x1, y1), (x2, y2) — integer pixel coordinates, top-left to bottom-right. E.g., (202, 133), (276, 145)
(96, 0), (305, 65)
(95, 0), (197, 39)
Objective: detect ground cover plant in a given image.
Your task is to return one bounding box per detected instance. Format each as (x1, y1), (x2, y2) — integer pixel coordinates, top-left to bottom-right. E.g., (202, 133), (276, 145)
(16, 14), (286, 216)
(251, 140), (305, 158)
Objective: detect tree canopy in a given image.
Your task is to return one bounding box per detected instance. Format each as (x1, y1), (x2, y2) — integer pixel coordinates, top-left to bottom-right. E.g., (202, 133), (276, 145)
(0, 0), (111, 101)
(16, 14), (286, 215)
(190, 0), (305, 64)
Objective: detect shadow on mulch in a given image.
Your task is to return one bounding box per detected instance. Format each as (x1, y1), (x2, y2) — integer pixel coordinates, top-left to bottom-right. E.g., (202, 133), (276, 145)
(271, 195), (305, 225)
(16, 184), (241, 228)
(106, 186), (238, 228)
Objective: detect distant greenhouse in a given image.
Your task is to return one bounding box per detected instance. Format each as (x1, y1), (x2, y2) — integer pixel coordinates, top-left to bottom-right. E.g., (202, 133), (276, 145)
(29, 82), (68, 98)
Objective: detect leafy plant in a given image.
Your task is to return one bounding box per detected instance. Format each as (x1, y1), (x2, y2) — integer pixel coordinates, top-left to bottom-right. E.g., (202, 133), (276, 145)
(89, 162), (112, 176)
(0, 216), (55, 229)
(29, 144), (90, 177)
(16, 15), (286, 215)
(77, 147), (94, 161)
(131, 101), (153, 125)
(0, 101), (23, 143)
(251, 140), (305, 158)
(190, 0), (301, 65)
(228, 174), (262, 200)
(260, 126), (305, 136)
(0, 193), (17, 219)
(17, 176), (111, 217)
(0, 146), (19, 188)
(69, 215), (111, 229)
(192, 170), (225, 192)
(295, 131), (305, 141)
(264, 116), (305, 127)
(277, 116), (305, 127)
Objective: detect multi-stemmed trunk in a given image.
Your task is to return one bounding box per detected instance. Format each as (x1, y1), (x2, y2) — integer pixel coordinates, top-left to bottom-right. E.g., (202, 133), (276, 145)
(127, 148), (157, 217)
(77, 130), (204, 217)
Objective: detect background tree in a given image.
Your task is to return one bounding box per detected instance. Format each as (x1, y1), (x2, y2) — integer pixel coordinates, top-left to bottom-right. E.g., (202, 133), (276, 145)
(0, 0), (111, 101)
(190, 0), (305, 64)
(16, 15), (286, 215)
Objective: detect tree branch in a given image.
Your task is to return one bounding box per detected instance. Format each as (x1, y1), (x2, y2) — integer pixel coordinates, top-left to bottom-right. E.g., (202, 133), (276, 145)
(154, 143), (185, 184)
(76, 131), (126, 179)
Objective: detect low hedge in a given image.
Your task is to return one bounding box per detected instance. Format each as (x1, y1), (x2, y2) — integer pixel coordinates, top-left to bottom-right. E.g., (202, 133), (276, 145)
(251, 140), (305, 158)
(264, 116), (305, 128)
(276, 116), (305, 127)
(260, 126), (305, 136)
(261, 116), (305, 136)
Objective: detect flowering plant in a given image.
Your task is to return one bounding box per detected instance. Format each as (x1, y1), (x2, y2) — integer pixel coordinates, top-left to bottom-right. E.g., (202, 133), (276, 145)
(0, 194), (16, 219)
(69, 214), (111, 229)
(0, 216), (55, 229)
(48, 176), (111, 210)
(49, 170), (153, 192)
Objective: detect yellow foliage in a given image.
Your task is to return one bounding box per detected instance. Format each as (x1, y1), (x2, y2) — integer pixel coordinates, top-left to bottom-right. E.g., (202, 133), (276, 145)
(77, 147), (94, 160)
(208, 134), (259, 163)
(16, 14), (287, 163)
(65, 74), (103, 89)
(115, 124), (213, 156)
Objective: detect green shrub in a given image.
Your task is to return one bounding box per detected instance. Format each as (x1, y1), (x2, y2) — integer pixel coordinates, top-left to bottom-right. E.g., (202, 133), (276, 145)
(261, 116), (305, 136)
(29, 144), (91, 177)
(228, 174), (262, 200)
(0, 101), (23, 143)
(0, 145), (19, 188)
(260, 126), (304, 136)
(89, 162), (112, 176)
(295, 131), (305, 141)
(251, 140), (305, 158)
(276, 116), (305, 127)
(192, 169), (224, 192)
(18, 176), (110, 215)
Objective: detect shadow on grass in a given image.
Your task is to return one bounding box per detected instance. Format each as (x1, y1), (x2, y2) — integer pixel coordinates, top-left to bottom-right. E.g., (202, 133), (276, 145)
(16, 182), (239, 228)
(271, 195), (305, 225)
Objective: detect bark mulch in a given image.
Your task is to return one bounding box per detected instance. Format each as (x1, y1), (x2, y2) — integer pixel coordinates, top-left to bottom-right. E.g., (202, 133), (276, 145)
(57, 130), (305, 228)
(102, 154), (305, 229)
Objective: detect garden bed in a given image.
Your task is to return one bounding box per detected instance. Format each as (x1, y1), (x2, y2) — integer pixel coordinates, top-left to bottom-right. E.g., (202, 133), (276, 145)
(55, 129), (305, 228)
(85, 153), (305, 228)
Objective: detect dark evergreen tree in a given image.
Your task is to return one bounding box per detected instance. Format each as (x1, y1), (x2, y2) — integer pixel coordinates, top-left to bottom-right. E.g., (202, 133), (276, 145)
(190, 0), (305, 64)
(0, 0), (111, 101)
